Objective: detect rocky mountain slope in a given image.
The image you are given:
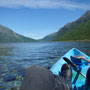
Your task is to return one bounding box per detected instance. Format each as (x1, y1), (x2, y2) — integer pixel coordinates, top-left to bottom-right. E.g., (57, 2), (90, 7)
(39, 32), (56, 41)
(0, 25), (36, 43)
(54, 10), (90, 41)
(41, 10), (90, 41)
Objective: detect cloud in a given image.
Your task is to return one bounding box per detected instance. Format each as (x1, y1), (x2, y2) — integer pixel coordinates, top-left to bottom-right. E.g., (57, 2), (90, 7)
(0, 0), (90, 10)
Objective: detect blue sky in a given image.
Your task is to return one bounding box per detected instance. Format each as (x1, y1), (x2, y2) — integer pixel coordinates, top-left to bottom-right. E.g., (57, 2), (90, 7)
(0, 0), (90, 39)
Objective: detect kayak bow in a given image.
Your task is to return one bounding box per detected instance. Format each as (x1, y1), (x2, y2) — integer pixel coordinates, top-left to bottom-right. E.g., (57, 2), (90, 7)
(50, 48), (90, 88)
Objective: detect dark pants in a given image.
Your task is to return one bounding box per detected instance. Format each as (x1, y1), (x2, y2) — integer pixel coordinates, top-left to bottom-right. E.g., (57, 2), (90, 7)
(85, 67), (90, 90)
(20, 65), (71, 90)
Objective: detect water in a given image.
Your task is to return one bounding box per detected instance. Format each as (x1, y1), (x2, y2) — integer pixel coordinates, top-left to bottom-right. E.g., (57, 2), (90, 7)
(0, 41), (90, 89)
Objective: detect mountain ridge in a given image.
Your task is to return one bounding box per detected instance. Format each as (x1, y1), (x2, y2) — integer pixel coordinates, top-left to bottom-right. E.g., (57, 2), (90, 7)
(41, 10), (90, 41)
(1, 10), (90, 42)
(39, 32), (57, 41)
(0, 24), (36, 43)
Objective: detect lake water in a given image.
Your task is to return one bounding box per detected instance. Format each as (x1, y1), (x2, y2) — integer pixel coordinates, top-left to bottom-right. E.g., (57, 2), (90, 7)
(0, 41), (90, 90)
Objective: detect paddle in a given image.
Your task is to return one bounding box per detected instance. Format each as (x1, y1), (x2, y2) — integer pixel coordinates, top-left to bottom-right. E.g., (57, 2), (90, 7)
(63, 57), (86, 78)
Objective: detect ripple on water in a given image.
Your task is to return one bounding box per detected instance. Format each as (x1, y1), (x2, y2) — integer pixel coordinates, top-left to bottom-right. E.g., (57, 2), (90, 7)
(0, 42), (90, 89)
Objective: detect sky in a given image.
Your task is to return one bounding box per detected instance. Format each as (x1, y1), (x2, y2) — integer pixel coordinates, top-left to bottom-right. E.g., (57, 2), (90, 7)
(0, 0), (90, 39)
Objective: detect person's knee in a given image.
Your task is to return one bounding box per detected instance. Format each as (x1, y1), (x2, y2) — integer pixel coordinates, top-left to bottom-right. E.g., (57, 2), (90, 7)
(20, 65), (55, 90)
(28, 65), (42, 70)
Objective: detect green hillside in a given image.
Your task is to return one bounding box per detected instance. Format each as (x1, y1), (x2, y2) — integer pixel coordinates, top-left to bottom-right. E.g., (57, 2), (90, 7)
(54, 10), (90, 41)
(40, 10), (90, 41)
(39, 32), (56, 41)
(54, 20), (90, 41)
(0, 25), (36, 43)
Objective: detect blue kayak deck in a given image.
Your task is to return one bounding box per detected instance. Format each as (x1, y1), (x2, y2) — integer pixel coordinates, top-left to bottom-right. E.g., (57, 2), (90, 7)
(50, 48), (90, 88)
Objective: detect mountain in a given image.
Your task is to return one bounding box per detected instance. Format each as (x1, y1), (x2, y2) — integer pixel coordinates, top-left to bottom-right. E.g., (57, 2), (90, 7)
(54, 10), (90, 41)
(0, 25), (36, 43)
(41, 10), (90, 41)
(39, 32), (57, 41)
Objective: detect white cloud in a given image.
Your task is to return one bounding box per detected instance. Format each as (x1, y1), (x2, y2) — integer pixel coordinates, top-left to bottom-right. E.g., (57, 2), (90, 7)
(0, 0), (90, 10)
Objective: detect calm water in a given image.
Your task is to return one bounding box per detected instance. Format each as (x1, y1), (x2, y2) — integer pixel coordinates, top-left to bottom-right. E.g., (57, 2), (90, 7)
(0, 41), (90, 90)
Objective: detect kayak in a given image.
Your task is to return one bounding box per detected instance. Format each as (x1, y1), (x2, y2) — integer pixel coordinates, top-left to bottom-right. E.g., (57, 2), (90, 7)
(50, 48), (90, 89)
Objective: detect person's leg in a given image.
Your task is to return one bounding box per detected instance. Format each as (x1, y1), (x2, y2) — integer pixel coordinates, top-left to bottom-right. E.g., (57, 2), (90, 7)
(61, 64), (72, 90)
(20, 65), (56, 90)
(85, 67), (90, 90)
(20, 64), (72, 90)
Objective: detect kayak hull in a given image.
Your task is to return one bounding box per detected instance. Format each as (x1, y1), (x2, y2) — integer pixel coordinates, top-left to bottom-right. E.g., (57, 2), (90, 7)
(50, 48), (90, 88)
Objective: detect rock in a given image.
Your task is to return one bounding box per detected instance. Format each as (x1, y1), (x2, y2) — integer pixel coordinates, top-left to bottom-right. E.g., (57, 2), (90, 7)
(10, 87), (20, 90)
(3, 74), (16, 82)
(0, 83), (6, 90)
(17, 68), (26, 77)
